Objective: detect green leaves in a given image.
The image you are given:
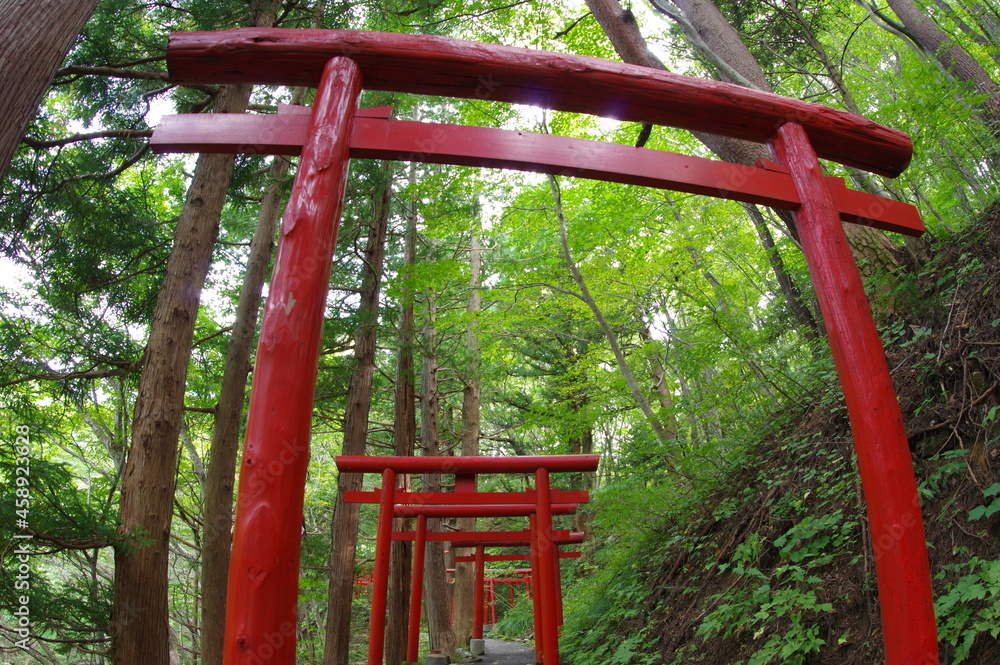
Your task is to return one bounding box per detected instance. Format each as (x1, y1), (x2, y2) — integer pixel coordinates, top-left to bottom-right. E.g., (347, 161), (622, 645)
(967, 482), (1000, 521)
(935, 558), (1000, 663)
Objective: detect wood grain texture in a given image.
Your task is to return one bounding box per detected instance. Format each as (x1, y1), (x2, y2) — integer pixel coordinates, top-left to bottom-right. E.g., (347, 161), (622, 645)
(151, 113), (924, 235)
(454, 552), (582, 562)
(336, 453), (600, 473)
(344, 489), (590, 504)
(771, 122), (938, 665)
(222, 58), (362, 665)
(166, 28), (912, 176)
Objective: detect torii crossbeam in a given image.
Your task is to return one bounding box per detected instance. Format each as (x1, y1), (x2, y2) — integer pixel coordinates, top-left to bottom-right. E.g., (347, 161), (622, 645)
(154, 28), (939, 665)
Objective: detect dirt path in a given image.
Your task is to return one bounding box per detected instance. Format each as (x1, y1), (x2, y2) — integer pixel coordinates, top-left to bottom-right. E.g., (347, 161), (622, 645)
(477, 638), (536, 665)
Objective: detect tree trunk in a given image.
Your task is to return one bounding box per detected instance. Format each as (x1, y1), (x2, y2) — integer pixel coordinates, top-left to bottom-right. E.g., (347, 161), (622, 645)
(638, 322), (682, 439)
(0, 0), (100, 181)
(322, 169), (394, 665)
(452, 226), (484, 650)
(420, 291), (457, 657)
(415, 170), (457, 660)
(589, 0), (903, 276)
(110, 3), (280, 660)
(885, 0), (1000, 130)
(743, 204), (821, 342)
(385, 165), (417, 665)
(111, 82), (252, 665)
(199, 148), (289, 665)
(549, 174), (675, 450)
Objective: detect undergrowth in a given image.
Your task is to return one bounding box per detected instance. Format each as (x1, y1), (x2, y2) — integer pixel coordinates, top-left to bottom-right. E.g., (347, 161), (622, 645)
(561, 204), (1000, 664)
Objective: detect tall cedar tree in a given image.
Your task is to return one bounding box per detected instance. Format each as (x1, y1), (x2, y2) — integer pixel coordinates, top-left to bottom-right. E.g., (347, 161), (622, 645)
(0, 0), (101, 181)
(112, 3), (279, 662)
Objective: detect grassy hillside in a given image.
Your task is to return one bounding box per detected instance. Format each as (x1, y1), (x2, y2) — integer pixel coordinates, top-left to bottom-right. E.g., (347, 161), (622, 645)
(559, 206), (1000, 665)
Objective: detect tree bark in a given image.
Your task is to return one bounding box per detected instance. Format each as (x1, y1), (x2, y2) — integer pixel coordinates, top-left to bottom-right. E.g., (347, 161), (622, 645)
(111, 82), (252, 665)
(744, 204), (821, 342)
(199, 147), (289, 665)
(0, 0), (101, 182)
(885, 0), (1000, 130)
(413, 166), (457, 659)
(322, 168), (393, 665)
(385, 165), (417, 665)
(420, 290), (457, 657)
(452, 226), (484, 650)
(549, 174), (676, 450)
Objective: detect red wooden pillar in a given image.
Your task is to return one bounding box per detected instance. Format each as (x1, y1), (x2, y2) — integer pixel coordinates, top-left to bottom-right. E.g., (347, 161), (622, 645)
(535, 468), (559, 665)
(553, 547), (564, 629)
(473, 545), (486, 640)
(406, 514), (428, 663)
(529, 514), (543, 665)
(771, 121), (938, 665)
(222, 57), (361, 665)
(489, 579), (497, 625)
(369, 468), (398, 665)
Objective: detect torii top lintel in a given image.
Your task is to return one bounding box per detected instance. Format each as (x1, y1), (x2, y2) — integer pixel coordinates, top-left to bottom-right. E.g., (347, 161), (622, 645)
(167, 28), (911, 177)
(335, 454), (600, 474)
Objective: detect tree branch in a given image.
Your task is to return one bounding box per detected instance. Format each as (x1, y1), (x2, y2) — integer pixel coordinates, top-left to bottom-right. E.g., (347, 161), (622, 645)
(21, 129), (152, 150)
(54, 65), (169, 82)
(648, 0), (762, 89)
(1, 362), (139, 389)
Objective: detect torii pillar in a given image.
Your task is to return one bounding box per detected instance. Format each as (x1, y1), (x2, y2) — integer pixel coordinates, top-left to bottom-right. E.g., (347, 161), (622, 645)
(221, 57), (361, 665)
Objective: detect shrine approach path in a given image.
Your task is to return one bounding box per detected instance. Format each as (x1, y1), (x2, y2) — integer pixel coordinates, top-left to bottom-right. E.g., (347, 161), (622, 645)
(478, 638), (534, 665)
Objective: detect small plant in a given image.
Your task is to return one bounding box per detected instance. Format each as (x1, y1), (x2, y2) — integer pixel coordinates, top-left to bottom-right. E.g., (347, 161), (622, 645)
(967, 482), (1000, 521)
(935, 557), (1000, 663)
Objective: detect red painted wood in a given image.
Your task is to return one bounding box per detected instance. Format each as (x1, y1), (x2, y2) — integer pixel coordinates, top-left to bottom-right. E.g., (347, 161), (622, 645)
(368, 468), (397, 665)
(151, 106), (385, 154)
(406, 514), (427, 663)
(473, 546), (485, 640)
(344, 489), (590, 505)
(447, 532), (586, 548)
(392, 503), (579, 517)
(336, 454), (599, 473)
(453, 552), (582, 562)
(166, 29), (911, 176)
(535, 468), (560, 665)
(151, 114), (923, 236)
(392, 529), (576, 543)
(488, 579), (497, 626)
(770, 122), (938, 665)
(222, 57), (361, 665)
(529, 514), (543, 665)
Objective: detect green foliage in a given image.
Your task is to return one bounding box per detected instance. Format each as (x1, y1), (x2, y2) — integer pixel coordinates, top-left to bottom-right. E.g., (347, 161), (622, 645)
(4, 0), (1000, 662)
(489, 591), (534, 640)
(936, 557), (1000, 663)
(967, 483), (1000, 521)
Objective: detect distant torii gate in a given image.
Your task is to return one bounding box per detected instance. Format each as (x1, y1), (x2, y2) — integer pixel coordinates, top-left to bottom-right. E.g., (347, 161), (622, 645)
(338, 454), (597, 665)
(152, 28), (938, 665)
(391, 503), (583, 663)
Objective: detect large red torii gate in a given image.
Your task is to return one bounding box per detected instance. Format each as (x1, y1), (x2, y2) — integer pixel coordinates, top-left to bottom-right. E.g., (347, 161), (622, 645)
(152, 28), (938, 665)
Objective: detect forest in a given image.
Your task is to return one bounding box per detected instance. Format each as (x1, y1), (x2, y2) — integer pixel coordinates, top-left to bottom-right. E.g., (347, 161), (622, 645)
(2, 0), (1000, 664)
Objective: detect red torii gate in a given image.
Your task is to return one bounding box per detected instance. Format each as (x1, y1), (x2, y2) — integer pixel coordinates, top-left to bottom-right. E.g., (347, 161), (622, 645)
(389, 506), (581, 663)
(449, 554), (584, 631)
(445, 529), (587, 664)
(152, 28), (939, 665)
(338, 454), (596, 665)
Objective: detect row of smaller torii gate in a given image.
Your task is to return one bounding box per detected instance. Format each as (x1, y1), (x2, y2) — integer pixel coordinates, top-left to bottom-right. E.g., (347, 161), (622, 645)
(334, 455), (598, 665)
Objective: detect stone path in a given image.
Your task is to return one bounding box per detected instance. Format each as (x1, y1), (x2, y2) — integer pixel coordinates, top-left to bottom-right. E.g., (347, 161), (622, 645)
(476, 638), (535, 665)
